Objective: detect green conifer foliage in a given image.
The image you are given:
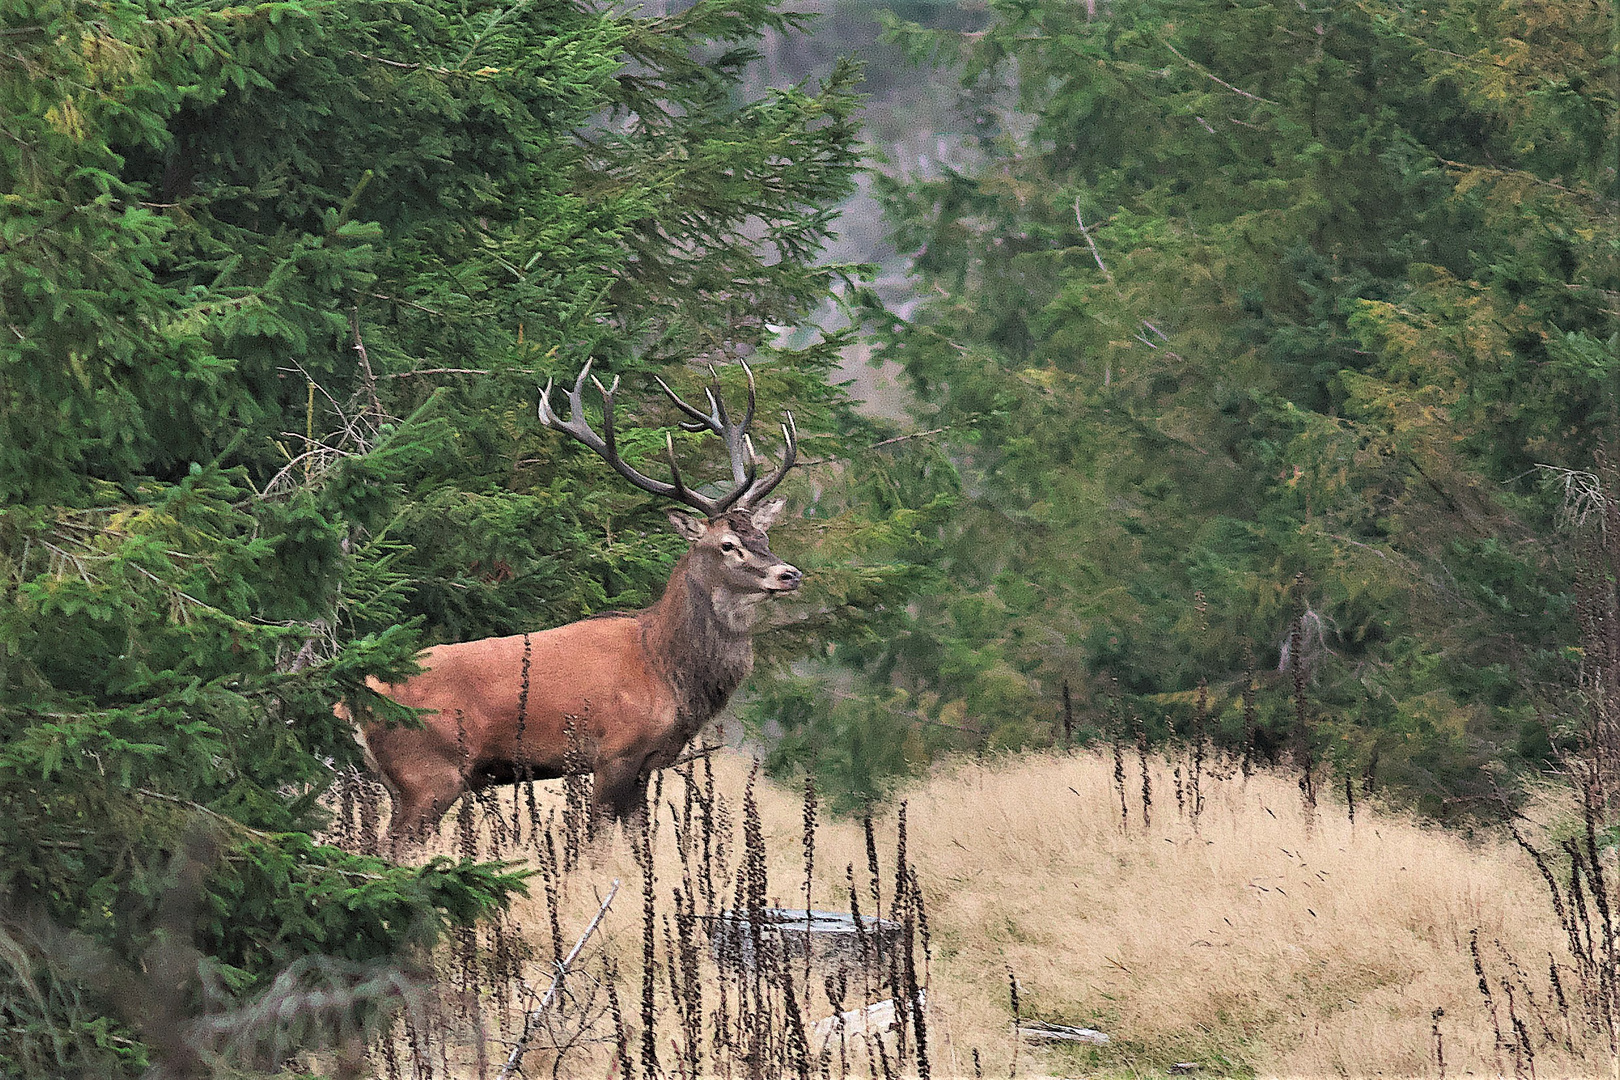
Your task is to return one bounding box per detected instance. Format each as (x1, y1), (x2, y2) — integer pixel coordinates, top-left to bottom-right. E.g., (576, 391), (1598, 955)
(870, 0), (1615, 811)
(1, 0), (889, 1068)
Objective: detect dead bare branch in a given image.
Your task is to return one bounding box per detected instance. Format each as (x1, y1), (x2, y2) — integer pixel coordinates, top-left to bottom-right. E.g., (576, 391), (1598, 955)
(497, 879), (621, 1080)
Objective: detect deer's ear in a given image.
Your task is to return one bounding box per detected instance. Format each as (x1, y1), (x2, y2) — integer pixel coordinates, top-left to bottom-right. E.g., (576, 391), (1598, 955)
(667, 510), (708, 541)
(748, 497), (787, 531)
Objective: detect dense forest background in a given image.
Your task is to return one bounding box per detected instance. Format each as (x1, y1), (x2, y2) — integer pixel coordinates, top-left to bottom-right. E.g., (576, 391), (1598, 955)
(759, 0), (1618, 820)
(1, 0), (1614, 1070)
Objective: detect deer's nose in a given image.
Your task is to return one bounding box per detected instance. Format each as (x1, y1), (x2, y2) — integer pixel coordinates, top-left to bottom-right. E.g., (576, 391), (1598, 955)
(770, 564), (803, 591)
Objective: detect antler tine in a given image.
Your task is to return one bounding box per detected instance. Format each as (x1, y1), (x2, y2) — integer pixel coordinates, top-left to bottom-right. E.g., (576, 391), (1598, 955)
(705, 365), (730, 431)
(710, 437), (760, 514)
(591, 372), (623, 457)
(566, 359), (593, 416)
(655, 365), (754, 495)
(660, 433), (706, 514)
(655, 374), (724, 435)
(738, 411), (798, 508)
(739, 359), (758, 434)
(538, 375), (558, 425)
(538, 358), (599, 447)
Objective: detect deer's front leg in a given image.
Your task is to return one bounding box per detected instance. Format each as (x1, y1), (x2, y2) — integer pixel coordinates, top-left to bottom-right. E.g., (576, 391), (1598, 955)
(591, 755), (650, 837)
(384, 766), (467, 854)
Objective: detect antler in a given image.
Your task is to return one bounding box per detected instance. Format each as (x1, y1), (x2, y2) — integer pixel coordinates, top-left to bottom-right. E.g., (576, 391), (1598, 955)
(539, 359), (798, 518)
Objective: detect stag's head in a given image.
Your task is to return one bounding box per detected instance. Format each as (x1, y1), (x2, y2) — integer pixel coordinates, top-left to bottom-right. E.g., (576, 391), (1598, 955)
(539, 360), (803, 614)
(667, 498), (802, 597)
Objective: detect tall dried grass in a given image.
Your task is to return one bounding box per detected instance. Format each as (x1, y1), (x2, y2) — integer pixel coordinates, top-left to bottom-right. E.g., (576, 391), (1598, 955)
(330, 744), (1613, 1078)
(887, 750), (1602, 1078)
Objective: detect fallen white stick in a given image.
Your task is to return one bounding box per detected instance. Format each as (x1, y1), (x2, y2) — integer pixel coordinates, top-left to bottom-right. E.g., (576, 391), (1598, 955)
(497, 879), (620, 1080)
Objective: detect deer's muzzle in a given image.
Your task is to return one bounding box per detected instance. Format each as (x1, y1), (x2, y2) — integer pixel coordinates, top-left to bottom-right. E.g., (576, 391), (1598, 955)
(766, 563), (803, 591)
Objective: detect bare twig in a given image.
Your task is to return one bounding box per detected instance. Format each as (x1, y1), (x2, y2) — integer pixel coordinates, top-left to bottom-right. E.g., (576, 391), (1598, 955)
(1073, 198), (1112, 281)
(258, 446), (351, 501)
(133, 789), (278, 840)
(868, 426), (951, 450)
(346, 50), (451, 73)
(497, 879), (621, 1080)
(366, 291), (449, 316)
(382, 367), (546, 379)
(795, 416), (987, 468)
(351, 307), (384, 423)
(1437, 157), (1608, 204)
(1537, 464), (1606, 532)
(671, 744), (725, 767)
(1162, 39), (1278, 106)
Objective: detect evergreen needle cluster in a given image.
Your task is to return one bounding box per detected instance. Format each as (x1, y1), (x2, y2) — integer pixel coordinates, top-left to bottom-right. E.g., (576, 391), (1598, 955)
(808, 0), (1619, 814)
(0, 0), (923, 1070)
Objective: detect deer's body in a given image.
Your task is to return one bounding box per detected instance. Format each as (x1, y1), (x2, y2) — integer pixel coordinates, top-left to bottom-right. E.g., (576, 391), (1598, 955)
(351, 362), (801, 847)
(356, 616), (671, 834)
(355, 499), (797, 848)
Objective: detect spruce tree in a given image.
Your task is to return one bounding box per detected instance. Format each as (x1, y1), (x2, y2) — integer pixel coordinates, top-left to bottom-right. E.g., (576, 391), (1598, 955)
(863, 0), (1616, 810)
(0, 0), (898, 1069)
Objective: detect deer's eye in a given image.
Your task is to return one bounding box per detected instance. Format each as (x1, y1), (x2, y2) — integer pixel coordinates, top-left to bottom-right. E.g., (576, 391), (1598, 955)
(720, 540), (738, 554)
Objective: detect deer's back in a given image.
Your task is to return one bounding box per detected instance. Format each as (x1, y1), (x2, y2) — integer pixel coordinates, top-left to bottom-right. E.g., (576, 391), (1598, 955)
(364, 616), (677, 771)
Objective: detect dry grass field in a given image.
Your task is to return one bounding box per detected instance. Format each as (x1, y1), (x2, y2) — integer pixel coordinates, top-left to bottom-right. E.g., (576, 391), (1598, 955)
(359, 745), (1614, 1079)
(876, 752), (1592, 1078)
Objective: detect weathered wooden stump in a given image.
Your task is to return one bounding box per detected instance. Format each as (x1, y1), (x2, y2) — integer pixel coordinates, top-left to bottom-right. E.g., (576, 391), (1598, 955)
(708, 908), (902, 972)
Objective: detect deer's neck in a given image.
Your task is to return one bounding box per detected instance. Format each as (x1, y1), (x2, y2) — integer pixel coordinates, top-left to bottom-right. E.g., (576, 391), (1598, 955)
(639, 554), (758, 731)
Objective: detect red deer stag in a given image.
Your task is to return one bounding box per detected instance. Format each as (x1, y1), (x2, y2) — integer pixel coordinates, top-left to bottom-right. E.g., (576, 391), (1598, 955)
(351, 361), (801, 845)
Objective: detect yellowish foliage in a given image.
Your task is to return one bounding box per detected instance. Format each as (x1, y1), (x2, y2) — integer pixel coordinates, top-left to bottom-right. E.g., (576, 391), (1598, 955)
(43, 98), (88, 141)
